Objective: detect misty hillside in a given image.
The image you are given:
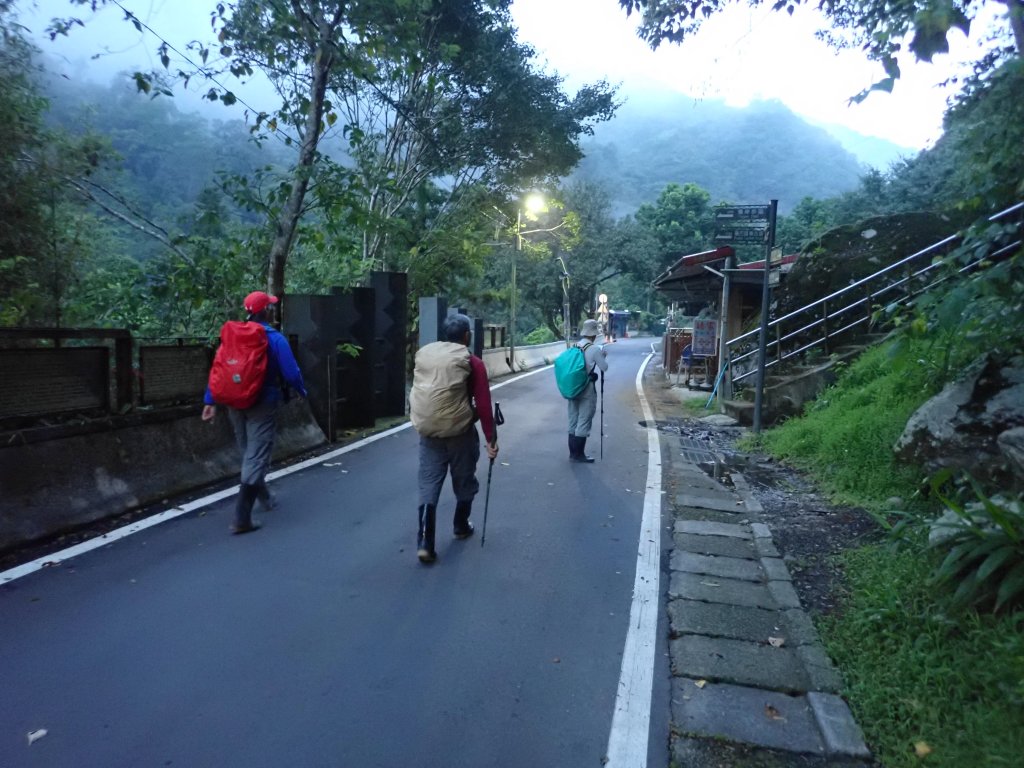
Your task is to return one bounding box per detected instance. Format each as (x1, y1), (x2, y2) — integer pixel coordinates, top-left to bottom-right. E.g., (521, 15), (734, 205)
(574, 94), (898, 217)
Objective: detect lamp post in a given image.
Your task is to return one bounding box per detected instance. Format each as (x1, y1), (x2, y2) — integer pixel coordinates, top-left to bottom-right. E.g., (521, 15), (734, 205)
(507, 193), (546, 371)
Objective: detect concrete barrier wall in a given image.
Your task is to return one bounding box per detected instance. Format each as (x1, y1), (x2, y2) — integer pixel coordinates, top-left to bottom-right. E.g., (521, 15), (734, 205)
(1, 341), (563, 554)
(0, 401), (326, 553)
(481, 341), (565, 380)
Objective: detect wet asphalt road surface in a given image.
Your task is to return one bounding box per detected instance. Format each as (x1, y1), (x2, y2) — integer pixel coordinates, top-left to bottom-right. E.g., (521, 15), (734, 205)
(0, 338), (671, 768)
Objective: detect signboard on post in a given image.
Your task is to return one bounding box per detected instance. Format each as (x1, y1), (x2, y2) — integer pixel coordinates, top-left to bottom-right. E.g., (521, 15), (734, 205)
(714, 205), (770, 223)
(692, 318), (718, 357)
(713, 227), (769, 245)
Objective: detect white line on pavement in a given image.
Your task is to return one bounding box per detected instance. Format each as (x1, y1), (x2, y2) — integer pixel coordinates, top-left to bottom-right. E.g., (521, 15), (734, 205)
(605, 352), (662, 767)
(0, 365), (554, 586)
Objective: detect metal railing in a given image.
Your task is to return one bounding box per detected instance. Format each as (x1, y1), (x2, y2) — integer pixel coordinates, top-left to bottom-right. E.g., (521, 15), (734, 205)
(726, 202), (1024, 386)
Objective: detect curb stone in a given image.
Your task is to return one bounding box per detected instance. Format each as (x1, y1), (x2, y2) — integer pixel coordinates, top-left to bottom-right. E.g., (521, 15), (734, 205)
(660, 417), (870, 763)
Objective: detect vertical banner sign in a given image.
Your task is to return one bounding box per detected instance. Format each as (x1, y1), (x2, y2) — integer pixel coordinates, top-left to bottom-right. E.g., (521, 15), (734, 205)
(692, 318), (718, 356)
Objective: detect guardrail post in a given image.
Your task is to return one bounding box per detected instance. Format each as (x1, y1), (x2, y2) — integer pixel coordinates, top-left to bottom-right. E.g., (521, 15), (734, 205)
(821, 300), (830, 354)
(775, 323), (782, 364)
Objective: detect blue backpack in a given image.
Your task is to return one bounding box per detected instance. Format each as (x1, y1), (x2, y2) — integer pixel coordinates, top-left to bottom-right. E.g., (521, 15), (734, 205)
(554, 342), (593, 399)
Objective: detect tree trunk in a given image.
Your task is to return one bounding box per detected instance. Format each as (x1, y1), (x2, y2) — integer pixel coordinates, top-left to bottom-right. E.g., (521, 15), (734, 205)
(266, 27), (335, 303)
(1004, 0), (1024, 54)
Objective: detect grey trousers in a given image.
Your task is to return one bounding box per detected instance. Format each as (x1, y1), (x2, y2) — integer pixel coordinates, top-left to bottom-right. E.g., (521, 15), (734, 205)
(418, 428), (481, 507)
(226, 399), (279, 486)
(567, 382), (598, 437)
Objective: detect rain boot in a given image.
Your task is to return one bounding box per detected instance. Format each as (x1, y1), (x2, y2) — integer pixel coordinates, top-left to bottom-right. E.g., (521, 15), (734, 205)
(255, 477), (275, 512)
(568, 433), (577, 460)
(572, 436), (595, 463)
(453, 500), (474, 539)
(232, 483), (262, 534)
(417, 504), (437, 563)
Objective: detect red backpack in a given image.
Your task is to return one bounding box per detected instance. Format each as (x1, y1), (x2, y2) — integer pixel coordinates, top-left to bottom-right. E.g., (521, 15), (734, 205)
(208, 321), (269, 409)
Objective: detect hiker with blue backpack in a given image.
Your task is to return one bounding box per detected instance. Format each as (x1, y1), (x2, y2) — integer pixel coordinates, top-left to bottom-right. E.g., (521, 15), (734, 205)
(554, 318), (608, 463)
(202, 291), (308, 535)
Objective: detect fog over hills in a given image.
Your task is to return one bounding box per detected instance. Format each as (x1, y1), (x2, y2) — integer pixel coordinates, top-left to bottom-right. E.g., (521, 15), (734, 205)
(573, 91), (913, 217)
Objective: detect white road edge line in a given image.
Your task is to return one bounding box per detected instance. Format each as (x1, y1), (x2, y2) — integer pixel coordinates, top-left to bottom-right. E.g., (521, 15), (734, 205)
(605, 351), (661, 768)
(0, 364), (554, 586)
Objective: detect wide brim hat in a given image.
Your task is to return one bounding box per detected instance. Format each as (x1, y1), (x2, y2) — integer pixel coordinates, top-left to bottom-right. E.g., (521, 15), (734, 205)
(580, 318), (600, 337)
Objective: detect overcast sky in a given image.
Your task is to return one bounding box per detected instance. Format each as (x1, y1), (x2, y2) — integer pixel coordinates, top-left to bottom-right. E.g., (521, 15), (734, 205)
(19, 0), (1007, 149)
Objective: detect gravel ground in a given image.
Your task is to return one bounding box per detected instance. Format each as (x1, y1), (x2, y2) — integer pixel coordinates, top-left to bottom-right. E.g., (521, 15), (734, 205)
(653, 383), (882, 619)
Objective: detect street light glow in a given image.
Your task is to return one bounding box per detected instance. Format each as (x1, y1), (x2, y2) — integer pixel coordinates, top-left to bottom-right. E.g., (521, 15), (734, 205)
(524, 193), (545, 214)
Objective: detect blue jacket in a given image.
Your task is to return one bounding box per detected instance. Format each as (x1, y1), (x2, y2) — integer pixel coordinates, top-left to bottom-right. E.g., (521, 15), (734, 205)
(205, 322), (307, 406)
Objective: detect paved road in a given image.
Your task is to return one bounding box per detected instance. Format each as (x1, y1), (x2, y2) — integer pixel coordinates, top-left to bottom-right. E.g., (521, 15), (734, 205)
(0, 338), (671, 768)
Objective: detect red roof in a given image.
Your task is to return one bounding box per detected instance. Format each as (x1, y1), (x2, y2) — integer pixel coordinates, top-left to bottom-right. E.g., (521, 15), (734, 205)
(737, 254), (799, 270)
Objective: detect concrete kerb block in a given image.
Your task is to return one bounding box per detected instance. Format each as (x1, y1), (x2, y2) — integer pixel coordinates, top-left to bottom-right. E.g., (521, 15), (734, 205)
(670, 635), (812, 693)
(797, 645), (844, 694)
(670, 550), (765, 582)
(760, 557), (793, 582)
(807, 692), (872, 759)
(674, 520), (752, 539)
(750, 522), (772, 539)
(767, 580), (802, 609)
(754, 536), (780, 558)
(671, 677), (826, 755)
(669, 572), (779, 610)
(780, 609), (822, 647)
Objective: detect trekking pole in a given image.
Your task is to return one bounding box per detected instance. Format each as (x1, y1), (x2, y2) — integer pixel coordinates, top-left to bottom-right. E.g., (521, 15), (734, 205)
(600, 370), (605, 460)
(481, 402), (505, 547)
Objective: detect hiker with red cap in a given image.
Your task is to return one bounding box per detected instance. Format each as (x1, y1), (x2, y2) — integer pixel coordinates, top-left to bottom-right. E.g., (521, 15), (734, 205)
(202, 291), (307, 534)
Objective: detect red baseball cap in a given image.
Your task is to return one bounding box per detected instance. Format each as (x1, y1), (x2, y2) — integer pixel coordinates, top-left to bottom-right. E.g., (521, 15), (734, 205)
(244, 291), (279, 314)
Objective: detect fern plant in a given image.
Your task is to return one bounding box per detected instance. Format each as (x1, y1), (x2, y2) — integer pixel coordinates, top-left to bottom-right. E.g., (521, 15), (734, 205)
(926, 470), (1024, 612)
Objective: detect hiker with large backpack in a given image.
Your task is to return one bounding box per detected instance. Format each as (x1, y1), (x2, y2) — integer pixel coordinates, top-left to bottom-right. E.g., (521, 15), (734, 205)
(409, 314), (498, 564)
(201, 291), (308, 535)
(556, 318), (607, 463)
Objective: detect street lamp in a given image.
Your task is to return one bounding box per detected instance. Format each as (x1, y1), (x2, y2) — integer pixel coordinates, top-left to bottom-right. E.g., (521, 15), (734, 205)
(508, 193), (546, 371)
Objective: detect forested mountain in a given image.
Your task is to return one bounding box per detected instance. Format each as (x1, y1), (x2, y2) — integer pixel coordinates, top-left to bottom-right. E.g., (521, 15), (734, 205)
(573, 93), (877, 216)
(40, 63), (289, 242)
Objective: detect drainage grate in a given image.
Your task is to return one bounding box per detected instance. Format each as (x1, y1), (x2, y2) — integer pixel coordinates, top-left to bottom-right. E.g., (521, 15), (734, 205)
(678, 437), (716, 463)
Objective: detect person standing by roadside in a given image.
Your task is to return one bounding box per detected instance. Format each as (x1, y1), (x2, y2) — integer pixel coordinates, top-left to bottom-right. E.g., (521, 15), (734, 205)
(567, 318), (608, 463)
(202, 291), (307, 534)
(410, 313), (499, 564)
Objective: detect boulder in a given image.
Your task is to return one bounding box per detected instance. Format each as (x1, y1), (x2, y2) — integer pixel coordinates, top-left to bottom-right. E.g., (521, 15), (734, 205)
(895, 354), (1024, 492)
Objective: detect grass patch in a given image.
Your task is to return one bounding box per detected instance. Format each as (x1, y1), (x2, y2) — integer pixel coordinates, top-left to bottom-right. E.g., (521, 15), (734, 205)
(758, 342), (938, 512)
(821, 544), (1024, 767)
(677, 395), (714, 419)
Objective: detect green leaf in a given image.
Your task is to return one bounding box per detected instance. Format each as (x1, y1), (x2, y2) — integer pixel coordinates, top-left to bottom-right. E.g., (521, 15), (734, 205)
(995, 561), (1024, 611)
(977, 546), (1017, 582)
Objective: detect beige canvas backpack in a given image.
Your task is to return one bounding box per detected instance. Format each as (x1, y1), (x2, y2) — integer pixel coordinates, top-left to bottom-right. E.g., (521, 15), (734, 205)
(409, 341), (474, 438)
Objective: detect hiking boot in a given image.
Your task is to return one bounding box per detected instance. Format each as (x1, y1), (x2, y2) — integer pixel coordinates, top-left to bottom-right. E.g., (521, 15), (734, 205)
(233, 482), (261, 533)
(255, 478), (275, 512)
(417, 504), (437, 563)
(453, 500), (474, 539)
(571, 436), (595, 463)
